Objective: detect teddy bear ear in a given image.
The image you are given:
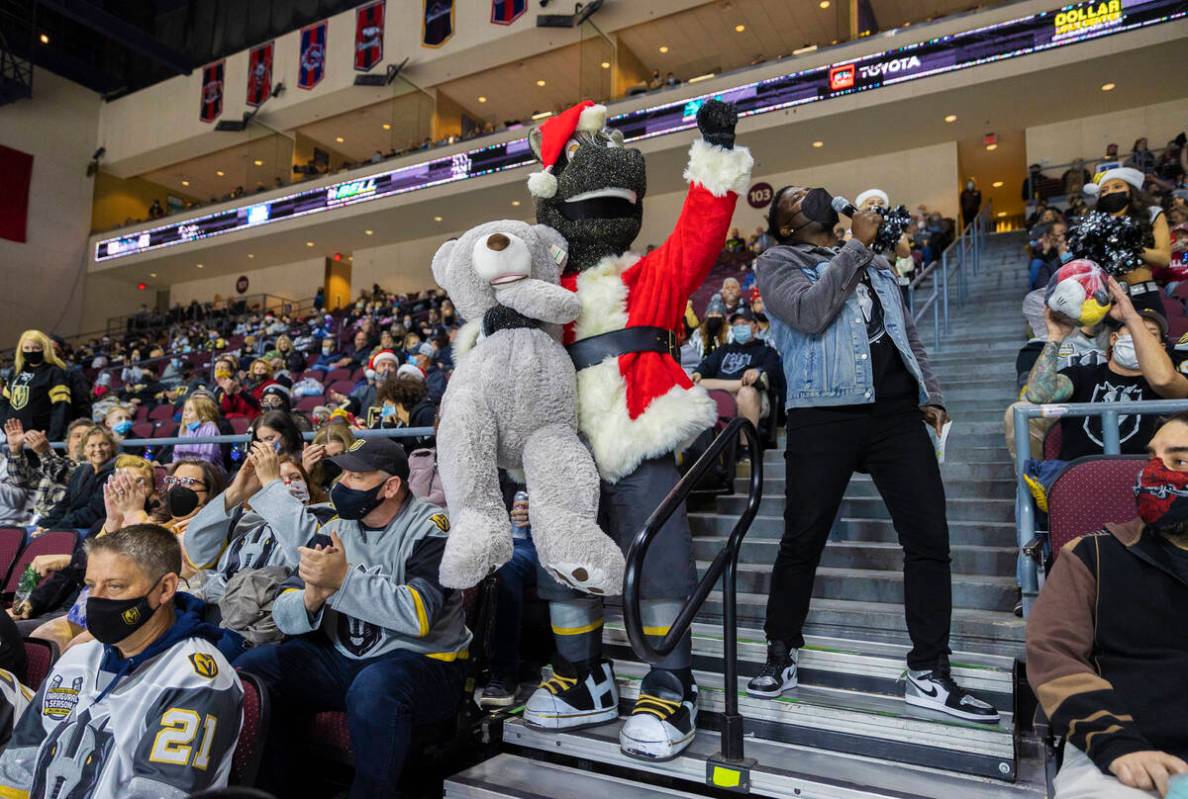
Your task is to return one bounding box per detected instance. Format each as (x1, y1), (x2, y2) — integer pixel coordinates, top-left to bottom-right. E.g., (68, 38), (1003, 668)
(431, 238), (458, 288)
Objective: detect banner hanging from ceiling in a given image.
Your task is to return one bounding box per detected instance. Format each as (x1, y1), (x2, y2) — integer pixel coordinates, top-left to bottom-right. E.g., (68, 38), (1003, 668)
(246, 41), (274, 106)
(299, 20), (328, 89)
(355, 1), (385, 71)
(423, 0), (454, 47)
(199, 60), (224, 122)
(490, 0), (525, 25)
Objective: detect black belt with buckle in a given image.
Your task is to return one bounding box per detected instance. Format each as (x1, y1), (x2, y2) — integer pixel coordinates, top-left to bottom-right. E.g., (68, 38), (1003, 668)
(566, 326), (679, 371)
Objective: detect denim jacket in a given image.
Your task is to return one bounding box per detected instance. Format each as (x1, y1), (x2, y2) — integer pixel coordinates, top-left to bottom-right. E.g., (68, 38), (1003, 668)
(755, 239), (943, 409)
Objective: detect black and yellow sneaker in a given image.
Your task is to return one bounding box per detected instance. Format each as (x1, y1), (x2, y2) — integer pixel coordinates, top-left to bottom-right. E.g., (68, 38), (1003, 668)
(522, 659), (619, 730)
(619, 669), (698, 761)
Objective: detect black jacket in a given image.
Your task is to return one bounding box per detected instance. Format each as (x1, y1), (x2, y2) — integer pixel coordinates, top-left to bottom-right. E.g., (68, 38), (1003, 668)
(41, 461), (114, 531)
(26, 521), (101, 617)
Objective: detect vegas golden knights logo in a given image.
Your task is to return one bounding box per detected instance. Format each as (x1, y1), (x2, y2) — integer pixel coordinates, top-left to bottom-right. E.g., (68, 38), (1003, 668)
(9, 384), (28, 410)
(349, 439), (366, 452)
(189, 653), (219, 678)
(121, 607), (141, 625)
(430, 513), (450, 532)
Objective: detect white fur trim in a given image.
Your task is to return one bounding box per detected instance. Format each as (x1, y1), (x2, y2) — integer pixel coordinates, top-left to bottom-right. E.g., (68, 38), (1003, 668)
(856, 189), (888, 208)
(577, 361), (717, 483)
(572, 253), (636, 341)
(578, 104), (607, 132)
(683, 139), (754, 198)
(1094, 166), (1144, 192)
(452, 319), (484, 361)
(528, 170), (558, 198)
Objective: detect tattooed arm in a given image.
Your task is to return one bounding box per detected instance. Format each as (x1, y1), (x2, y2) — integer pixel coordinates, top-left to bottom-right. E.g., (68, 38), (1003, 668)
(1024, 308), (1076, 404)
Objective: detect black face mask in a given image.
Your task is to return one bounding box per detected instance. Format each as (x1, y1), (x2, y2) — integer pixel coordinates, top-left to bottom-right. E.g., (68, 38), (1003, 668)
(86, 579), (161, 645)
(320, 460), (342, 488)
(23, 351), (44, 367)
(799, 188), (839, 230)
(706, 318), (724, 335)
(166, 486), (200, 518)
(331, 479), (389, 521)
(1096, 191), (1130, 214)
(753, 312), (768, 324)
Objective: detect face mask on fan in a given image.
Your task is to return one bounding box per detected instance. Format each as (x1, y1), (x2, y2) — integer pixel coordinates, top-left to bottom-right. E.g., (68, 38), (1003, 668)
(1135, 457), (1188, 528)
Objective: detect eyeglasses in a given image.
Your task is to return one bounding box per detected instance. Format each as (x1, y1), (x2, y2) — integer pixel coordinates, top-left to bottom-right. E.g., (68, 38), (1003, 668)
(165, 475), (207, 491)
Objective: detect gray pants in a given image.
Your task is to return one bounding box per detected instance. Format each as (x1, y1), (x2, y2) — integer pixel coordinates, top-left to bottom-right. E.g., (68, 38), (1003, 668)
(1055, 746), (1159, 799)
(536, 455), (697, 601)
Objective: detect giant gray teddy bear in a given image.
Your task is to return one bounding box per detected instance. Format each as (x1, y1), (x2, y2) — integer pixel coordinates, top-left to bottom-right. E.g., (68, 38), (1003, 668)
(430, 220), (625, 594)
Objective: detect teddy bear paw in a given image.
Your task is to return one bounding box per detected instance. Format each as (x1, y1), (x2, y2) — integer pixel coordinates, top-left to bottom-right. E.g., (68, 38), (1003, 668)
(439, 511), (513, 589)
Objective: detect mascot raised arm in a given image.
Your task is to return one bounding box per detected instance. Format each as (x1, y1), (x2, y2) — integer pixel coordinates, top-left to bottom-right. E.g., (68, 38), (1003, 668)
(521, 98), (752, 761)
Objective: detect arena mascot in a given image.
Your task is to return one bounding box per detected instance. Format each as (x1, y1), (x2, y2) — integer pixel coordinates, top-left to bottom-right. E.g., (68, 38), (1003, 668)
(520, 98), (752, 761)
(430, 220), (625, 594)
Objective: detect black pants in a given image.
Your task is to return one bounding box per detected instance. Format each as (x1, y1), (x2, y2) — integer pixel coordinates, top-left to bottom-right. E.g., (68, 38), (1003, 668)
(764, 410), (952, 671)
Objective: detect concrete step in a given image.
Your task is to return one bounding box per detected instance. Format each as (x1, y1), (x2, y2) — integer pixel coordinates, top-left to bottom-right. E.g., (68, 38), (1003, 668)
(737, 475), (1016, 500)
(445, 754), (706, 799)
(603, 619), (1017, 711)
(695, 536), (1016, 576)
(504, 721), (1047, 799)
(737, 459), (1016, 481)
(707, 562), (1017, 612)
(689, 512), (1018, 547)
(707, 492), (1014, 524)
(777, 430), (1008, 450)
(696, 591), (1025, 658)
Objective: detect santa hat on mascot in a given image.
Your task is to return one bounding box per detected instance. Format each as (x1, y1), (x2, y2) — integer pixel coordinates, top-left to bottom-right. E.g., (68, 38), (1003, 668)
(527, 100), (609, 199)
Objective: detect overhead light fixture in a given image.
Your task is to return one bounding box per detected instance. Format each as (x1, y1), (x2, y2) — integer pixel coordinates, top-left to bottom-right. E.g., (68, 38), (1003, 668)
(735, 24), (746, 33)
(335, 136), (344, 143)
(600, 61), (610, 69)
(196, 263), (204, 269)
(997, 211), (1007, 217)
(992, 180), (1004, 188)
(247, 253), (254, 258)
(819, 0), (830, 7)
(812, 140), (824, 148)
(793, 44), (818, 55)
(433, 216), (444, 222)
(478, 96), (487, 103)
(181, 179), (190, 186)
(536, 79), (547, 87)
(253, 159), (264, 166)
(365, 229), (374, 236)
(215, 170), (225, 176)
(306, 241), (315, 247)
(531, 110), (553, 120)
(688, 73), (716, 84)
(659, 45), (669, 53)
(39, 33), (49, 44)
(382, 122), (392, 130)
(944, 114), (957, 123)
(986, 143), (998, 151)
(1101, 82), (1116, 91)
(149, 272), (157, 278)
(512, 200), (521, 207)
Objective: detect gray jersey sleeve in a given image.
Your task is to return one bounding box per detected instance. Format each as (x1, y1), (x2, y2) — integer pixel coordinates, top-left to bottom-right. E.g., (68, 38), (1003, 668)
(0, 679), (51, 792)
(247, 480), (326, 566)
(328, 534), (450, 638)
(183, 496), (239, 570)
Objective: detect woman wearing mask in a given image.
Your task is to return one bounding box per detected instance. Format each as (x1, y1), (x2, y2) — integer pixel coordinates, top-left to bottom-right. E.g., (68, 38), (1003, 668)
(0, 330), (71, 442)
(249, 410), (305, 458)
(102, 405), (135, 440)
(259, 383), (311, 433)
(37, 426), (119, 533)
(301, 422), (355, 493)
(370, 373), (436, 446)
(693, 302), (729, 360)
(1086, 167), (1171, 316)
(172, 393), (223, 466)
(245, 358), (276, 400)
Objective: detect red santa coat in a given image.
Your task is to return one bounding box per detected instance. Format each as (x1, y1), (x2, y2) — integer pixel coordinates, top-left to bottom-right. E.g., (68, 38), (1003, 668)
(560, 139), (753, 483)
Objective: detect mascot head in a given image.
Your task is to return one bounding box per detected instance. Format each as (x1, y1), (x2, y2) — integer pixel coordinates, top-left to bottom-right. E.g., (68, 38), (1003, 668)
(528, 101), (646, 271)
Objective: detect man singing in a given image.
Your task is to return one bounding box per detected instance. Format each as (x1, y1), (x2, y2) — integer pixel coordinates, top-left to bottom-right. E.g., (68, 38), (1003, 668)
(749, 186), (998, 722)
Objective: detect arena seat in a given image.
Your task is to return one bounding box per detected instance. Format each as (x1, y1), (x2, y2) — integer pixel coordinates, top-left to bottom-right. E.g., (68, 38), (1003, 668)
(3, 531), (77, 596)
(1047, 455), (1144, 559)
(325, 369), (351, 383)
(0, 528), (26, 589)
(328, 380), (356, 396)
(350, 368), (366, 383)
(154, 420), (178, 438)
(149, 404), (175, 422)
(294, 396), (323, 413)
(228, 417), (252, 435)
(1043, 423), (1062, 461)
(134, 404), (150, 422)
(131, 421), (155, 439)
(20, 637), (58, 690)
(232, 671), (270, 786)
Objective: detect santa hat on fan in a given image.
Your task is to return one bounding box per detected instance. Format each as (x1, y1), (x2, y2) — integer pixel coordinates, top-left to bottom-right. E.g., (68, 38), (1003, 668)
(366, 349), (399, 380)
(527, 100), (609, 199)
(1083, 166), (1144, 197)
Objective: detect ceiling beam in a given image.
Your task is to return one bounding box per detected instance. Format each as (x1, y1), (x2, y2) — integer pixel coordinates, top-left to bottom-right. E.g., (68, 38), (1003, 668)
(38, 0), (192, 76)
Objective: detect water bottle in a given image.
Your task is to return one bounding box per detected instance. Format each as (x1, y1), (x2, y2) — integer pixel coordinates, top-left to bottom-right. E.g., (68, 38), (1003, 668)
(511, 490), (530, 539)
(13, 565), (38, 609)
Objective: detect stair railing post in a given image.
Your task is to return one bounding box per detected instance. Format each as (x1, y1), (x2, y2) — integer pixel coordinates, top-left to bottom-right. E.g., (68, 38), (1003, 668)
(1014, 404), (1039, 616)
(721, 551), (744, 761)
(941, 250), (950, 330)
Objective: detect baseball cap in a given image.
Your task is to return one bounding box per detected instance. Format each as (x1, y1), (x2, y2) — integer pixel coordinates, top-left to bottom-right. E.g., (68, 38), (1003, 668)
(330, 437), (410, 480)
(729, 309), (754, 324)
(1138, 307), (1169, 339)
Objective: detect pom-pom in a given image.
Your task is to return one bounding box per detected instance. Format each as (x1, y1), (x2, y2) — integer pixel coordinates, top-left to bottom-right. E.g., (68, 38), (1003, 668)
(871, 204), (913, 255)
(1044, 259), (1111, 326)
(527, 170), (557, 198)
(1066, 211), (1148, 277)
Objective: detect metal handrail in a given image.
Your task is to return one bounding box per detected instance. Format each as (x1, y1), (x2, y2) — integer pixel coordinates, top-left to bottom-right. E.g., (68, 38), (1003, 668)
(45, 426), (435, 451)
(622, 417), (763, 763)
(908, 200), (990, 350)
(1012, 399), (1188, 615)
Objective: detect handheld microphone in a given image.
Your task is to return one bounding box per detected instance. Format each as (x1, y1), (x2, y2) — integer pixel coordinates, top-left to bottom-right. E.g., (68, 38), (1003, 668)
(831, 195), (859, 218)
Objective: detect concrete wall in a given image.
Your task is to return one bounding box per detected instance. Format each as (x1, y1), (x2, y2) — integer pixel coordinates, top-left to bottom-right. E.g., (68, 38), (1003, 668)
(1025, 98), (1188, 170)
(168, 257), (324, 307)
(0, 68), (112, 343)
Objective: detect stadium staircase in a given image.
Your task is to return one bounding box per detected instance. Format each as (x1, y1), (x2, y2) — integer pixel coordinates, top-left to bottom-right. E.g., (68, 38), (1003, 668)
(446, 231), (1048, 799)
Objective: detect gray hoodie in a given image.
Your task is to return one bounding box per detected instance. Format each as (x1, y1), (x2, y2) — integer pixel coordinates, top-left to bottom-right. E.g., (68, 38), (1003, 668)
(251, 480), (470, 661)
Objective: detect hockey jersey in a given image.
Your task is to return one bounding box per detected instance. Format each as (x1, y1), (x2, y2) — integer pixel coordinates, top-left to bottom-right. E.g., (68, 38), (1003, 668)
(0, 365), (70, 443)
(0, 596), (242, 799)
(0, 669), (33, 753)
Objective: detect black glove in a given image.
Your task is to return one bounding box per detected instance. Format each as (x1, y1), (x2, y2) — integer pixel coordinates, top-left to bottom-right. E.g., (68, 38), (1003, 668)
(696, 99), (737, 150)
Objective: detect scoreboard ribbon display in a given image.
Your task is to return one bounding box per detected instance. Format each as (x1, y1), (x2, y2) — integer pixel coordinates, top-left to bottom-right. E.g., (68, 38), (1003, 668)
(97, 0), (1183, 262)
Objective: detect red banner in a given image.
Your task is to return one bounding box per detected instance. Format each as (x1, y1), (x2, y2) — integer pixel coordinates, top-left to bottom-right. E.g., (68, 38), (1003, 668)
(355, 1), (385, 71)
(0, 145), (33, 243)
(199, 60), (224, 123)
(246, 41), (273, 107)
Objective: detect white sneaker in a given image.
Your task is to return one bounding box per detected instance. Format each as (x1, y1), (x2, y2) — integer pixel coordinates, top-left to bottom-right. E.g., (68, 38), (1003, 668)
(522, 660), (619, 730)
(745, 641), (798, 699)
(904, 669), (1000, 723)
(619, 671), (698, 761)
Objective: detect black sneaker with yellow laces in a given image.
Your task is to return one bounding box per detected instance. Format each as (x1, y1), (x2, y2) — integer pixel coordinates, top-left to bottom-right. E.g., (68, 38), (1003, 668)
(619, 669), (699, 761)
(522, 659), (619, 730)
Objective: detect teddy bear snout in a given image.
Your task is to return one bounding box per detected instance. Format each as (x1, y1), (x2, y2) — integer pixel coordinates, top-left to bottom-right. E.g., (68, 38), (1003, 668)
(472, 231), (532, 286)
